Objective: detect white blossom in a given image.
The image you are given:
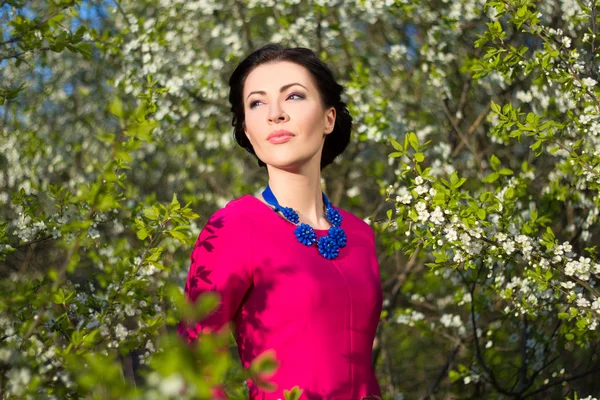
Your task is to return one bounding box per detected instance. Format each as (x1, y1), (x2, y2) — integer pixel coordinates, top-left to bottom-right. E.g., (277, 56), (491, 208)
(430, 207), (445, 225)
(415, 184), (429, 195)
(582, 77), (597, 87)
(114, 324), (129, 341)
(396, 187), (412, 204)
(445, 227), (458, 242)
(395, 310), (425, 326)
(7, 368), (31, 396)
(158, 374), (185, 397)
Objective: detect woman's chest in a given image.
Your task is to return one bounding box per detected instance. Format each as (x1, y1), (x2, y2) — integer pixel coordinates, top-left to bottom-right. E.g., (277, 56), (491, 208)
(247, 225), (381, 321)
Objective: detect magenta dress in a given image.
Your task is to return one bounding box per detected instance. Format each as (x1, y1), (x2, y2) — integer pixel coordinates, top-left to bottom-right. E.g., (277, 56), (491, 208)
(177, 195), (383, 399)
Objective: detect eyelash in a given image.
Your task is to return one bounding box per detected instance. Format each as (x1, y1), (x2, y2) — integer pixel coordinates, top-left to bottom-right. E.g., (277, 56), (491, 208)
(249, 93), (305, 109)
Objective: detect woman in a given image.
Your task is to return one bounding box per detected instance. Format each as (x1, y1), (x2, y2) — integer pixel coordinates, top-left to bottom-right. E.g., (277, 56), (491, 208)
(178, 43), (383, 400)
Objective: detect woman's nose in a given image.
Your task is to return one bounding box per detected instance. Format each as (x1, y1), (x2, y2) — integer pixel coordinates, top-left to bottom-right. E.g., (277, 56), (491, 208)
(268, 103), (288, 123)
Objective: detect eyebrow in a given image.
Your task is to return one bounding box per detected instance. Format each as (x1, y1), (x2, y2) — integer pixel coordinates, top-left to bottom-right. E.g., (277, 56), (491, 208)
(245, 83), (308, 100)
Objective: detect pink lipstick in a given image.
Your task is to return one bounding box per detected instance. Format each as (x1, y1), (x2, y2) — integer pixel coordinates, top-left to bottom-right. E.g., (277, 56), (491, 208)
(267, 130), (295, 144)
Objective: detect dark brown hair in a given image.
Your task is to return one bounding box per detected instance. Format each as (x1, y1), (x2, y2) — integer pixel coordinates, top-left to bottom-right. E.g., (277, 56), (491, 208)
(228, 43), (352, 170)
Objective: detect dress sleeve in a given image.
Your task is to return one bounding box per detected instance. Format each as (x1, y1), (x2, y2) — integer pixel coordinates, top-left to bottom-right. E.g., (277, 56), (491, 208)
(177, 207), (253, 343)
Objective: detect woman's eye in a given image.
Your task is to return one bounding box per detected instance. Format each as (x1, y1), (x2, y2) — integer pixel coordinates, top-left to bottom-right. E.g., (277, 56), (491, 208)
(249, 93), (304, 109)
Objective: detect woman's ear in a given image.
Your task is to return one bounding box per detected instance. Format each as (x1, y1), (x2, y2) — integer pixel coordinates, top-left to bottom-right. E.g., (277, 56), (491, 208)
(324, 106), (336, 135)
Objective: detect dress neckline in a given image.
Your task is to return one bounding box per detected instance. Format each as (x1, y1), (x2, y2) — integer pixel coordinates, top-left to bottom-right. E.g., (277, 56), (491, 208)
(242, 194), (331, 234)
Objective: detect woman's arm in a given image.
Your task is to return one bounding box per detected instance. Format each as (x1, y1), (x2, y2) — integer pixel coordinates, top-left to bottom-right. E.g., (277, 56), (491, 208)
(177, 207), (253, 398)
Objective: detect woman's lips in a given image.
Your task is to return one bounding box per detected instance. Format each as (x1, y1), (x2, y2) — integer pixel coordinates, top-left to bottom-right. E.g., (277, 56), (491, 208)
(268, 134), (294, 144)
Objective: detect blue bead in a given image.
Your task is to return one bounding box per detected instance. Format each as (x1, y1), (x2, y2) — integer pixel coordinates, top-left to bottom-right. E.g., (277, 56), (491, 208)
(294, 223), (316, 246)
(262, 185), (346, 259)
(318, 236), (339, 260)
(281, 207), (299, 224)
(326, 207), (342, 227)
(328, 226), (347, 248)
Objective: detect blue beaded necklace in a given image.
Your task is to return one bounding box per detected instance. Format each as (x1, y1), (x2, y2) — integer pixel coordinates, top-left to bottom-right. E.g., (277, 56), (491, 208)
(262, 185), (347, 260)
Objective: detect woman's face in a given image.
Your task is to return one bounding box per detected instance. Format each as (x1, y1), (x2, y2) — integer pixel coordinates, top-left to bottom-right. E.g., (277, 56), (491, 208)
(242, 61), (336, 171)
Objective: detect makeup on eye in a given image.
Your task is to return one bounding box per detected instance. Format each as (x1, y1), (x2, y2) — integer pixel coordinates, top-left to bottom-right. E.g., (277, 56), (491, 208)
(248, 92), (306, 109)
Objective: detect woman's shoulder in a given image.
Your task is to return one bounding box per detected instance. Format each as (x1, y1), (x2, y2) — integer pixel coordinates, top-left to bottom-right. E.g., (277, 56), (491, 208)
(192, 196), (258, 249)
(204, 195), (260, 226)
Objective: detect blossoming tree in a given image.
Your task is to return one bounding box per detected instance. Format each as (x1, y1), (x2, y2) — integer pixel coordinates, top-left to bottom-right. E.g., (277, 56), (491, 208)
(1, 0), (599, 398)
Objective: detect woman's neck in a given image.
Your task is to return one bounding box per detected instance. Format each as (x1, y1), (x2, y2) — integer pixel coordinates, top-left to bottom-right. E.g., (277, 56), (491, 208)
(265, 162), (328, 228)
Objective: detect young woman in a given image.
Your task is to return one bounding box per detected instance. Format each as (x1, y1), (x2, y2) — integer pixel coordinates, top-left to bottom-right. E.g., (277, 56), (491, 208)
(178, 43), (383, 400)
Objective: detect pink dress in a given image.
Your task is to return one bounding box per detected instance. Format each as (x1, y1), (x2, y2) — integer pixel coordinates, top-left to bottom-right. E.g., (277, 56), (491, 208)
(177, 194), (383, 399)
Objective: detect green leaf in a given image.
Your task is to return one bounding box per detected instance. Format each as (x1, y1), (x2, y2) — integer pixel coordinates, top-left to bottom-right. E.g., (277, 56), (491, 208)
(530, 139), (543, 152)
(71, 330), (83, 346)
(52, 31), (68, 52)
(504, 187), (515, 199)
(483, 172), (500, 183)
(530, 209), (538, 221)
(490, 101), (501, 114)
(455, 177), (466, 189)
(82, 330), (99, 347)
(136, 228), (149, 241)
(52, 291), (65, 304)
(284, 386), (304, 400)
(570, 307), (578, 318)
(476, 208), (486, 220)
(143, 206), (159, 220)
(134, 219), (149, 240)
(558, 312), (570, 320)
(96, 131), (116, 144)
(250, 349), (280, 375)
(408, 208), (418, 222)
(125, 120), (157, 142)
(450, 172), (459, 186)
(72, 25), (86, 44)
(449, 370), (461, 383)
(407, 132), (419, 151)
(545, 226), (555, 241)
(169, 193), (181, 211)
(74, 42), (93, 59)
(391, 138), (403, 151)
(109, 97), (124, 119)
(169, 230), (187, 242)
(48, 268), (58, 281)
(414, 152), (425, 162)
(490, 154), (501, 171)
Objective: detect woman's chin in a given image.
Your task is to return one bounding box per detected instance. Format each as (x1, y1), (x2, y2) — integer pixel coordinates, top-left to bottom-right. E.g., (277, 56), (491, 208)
(265, 157), (311, 172)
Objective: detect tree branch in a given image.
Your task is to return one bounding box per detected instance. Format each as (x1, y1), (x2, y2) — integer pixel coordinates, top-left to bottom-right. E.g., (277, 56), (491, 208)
(442, 98), (483, 170)
(420, 343), (462, 400)
(523, 364), (600, 398)
(451, 104), (490, 158)
(517, 314), (528, 393)
(0, 3), (75, 47)
(0, 46), (50, 62)
(461, 267), (514, 396)
(233, 0), (253, 51)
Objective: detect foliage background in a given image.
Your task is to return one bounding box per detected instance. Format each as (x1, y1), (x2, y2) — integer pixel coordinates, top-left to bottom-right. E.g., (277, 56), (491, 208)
(1, 0), (599, 399)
